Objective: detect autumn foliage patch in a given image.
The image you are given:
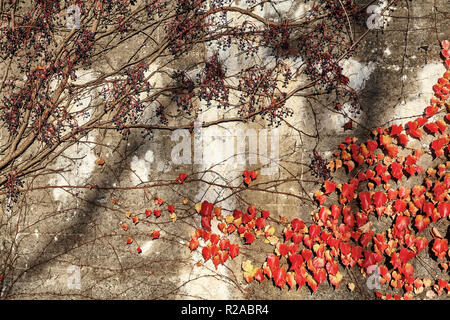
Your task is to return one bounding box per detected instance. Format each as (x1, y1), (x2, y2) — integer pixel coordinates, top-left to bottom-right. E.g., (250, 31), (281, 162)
(122, 43), (450, 300)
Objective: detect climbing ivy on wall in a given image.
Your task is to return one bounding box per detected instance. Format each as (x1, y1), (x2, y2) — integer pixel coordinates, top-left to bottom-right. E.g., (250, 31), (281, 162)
(122, 42), (450, 300)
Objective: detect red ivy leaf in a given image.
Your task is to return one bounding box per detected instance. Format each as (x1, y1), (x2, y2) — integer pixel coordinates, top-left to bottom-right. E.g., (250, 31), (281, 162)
(407, 121), (422, 139)
(397, 133), (409, 147)
(373, 191), (387, 208)
(201, 215), (212, 231)
(415, 237), (429, 252)
(324, 180), (336, 194)
(244, 232), (255, 244)
(189, 238), (199, 251)
(309, 224), (321, 240)
(367, 140), (378, 153)
(313, 268), (327, 286)
(432, 239), (448, 260)
(399, 248), (415, 265)
(202, 246), (211, 261)
(152, 230), (160, 239)
(301, 249), (313, 261)
(273, 267), (287, 289)
(395, 215), (410, 232)
(228, 244), (239, 259)
(254, 268), (264, 283)
(394, 199), (407, 213)
(424, 105), (438, 118)
(415, 215), (430, 233)
(386, 144), (398, 158)
(437, 202), (450, 218)
(359, 192), (372, 211)
(289, 254), (304, 271)
(431, 136), (447, 157)
(424, 122), (439, 134)
(267, 254), (280, 273)
(390, 124), (403, 136)
(255, 217), (266, 230)
(292, 218), (306, 233)
(176, 172), (188, 183)
(390, 162), (404, 180)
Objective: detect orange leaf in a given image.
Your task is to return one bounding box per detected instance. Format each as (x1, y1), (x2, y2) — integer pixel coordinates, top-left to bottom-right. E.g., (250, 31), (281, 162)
(189, 238), (199, 251)
(152, 230), (160, 239)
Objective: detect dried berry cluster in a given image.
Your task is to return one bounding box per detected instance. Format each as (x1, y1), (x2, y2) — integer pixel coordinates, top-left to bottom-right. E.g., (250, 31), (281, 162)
(166, 0), (208, 57)
(309, 151), (331, 182)
(106, 63), (150, 135)
(171, 71), (196, 114)
(4, 169), (24, 207)
(197, 53), (229, 107)
(262, 22), (293, 58)
(144, 0), (167, 19)
(72, 30), (96, 66)
(298, 23), (350, 93)
(234, 21), (259, 60)
(237, 62), (293, 126)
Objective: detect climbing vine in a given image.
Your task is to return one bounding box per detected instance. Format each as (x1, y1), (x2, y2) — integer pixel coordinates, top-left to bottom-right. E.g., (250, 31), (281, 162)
(122, 41), (450, 300)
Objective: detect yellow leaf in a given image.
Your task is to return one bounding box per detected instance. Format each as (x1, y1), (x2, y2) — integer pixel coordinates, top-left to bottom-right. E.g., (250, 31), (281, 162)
(242, 260), (254, 273)
(414, 287), (424, 295)
(233, 217), (242, 227)
(243, 271), (253, 283)
(225, 215), (234, 224)
(335, 271), (343, 283)
(313, 243), (321, 253)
